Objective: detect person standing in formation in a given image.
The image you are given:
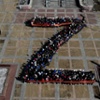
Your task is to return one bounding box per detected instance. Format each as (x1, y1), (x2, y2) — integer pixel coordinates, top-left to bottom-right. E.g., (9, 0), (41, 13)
(0, 30), (1, 35)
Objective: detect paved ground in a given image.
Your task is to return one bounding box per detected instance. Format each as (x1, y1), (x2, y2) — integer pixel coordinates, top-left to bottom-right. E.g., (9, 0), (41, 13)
(0, 0), (100, 100)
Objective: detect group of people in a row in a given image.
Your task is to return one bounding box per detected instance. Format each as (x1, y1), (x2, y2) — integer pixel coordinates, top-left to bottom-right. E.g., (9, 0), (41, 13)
(16, 16), (91, 84)
(26, 69), (94, 83)
(16, 69), (95, 83)
(31, 16), (72, 26)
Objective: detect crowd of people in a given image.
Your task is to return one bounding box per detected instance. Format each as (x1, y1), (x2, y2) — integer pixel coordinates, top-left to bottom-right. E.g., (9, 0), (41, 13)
(31, 16), (72, 26)
(16, 16), (95, 84)
(17, 69), (95, 84)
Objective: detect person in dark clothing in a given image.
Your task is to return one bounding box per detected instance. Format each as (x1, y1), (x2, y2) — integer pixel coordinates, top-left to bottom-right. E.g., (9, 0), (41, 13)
(0, 30), (1, 35)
